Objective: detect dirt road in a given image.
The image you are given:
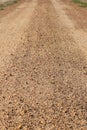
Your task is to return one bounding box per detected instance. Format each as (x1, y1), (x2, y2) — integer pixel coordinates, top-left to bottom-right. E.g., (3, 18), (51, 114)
(0, 0), (87, 129)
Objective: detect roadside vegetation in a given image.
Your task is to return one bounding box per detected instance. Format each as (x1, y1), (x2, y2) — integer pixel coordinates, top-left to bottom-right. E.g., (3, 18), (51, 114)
(72, 0), (87, 7)
(0, 0), (19, 10)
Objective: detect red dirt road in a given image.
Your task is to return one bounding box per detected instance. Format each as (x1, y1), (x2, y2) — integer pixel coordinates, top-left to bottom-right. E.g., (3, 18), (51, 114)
(0, 0), (87, 129)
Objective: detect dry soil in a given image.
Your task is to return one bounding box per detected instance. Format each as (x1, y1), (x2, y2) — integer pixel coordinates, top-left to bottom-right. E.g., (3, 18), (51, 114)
(0, 0), (87, 130)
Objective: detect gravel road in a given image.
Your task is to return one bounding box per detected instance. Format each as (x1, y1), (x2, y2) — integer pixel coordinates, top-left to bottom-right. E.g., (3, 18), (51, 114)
(0, 0), (87, 129)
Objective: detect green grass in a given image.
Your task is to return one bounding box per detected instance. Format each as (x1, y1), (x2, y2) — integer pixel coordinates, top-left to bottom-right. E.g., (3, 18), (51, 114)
(0, 0), (19, 10)
(72, 0), (87, 7)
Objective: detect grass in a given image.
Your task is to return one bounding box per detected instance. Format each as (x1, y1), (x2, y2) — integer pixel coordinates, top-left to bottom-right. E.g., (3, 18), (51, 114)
(72, 0), (87, 7)
(0, 0), (19, 10)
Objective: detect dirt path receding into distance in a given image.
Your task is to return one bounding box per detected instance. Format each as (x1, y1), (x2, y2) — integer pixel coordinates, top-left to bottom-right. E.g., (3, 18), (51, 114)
(0, 0), (87, 130)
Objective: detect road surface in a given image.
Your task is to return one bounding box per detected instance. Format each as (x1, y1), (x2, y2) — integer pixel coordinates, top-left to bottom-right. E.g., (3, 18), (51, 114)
(0, 0), (87, 129)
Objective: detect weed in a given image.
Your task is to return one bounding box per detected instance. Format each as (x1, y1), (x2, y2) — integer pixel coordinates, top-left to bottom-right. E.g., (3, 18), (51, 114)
(0, 0), (19, 10)
(72, 0), (87, 7)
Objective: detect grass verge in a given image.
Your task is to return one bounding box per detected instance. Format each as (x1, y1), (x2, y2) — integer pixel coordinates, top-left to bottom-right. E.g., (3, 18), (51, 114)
(72, 0), (87, 7)
(0, 0), (19, 10)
